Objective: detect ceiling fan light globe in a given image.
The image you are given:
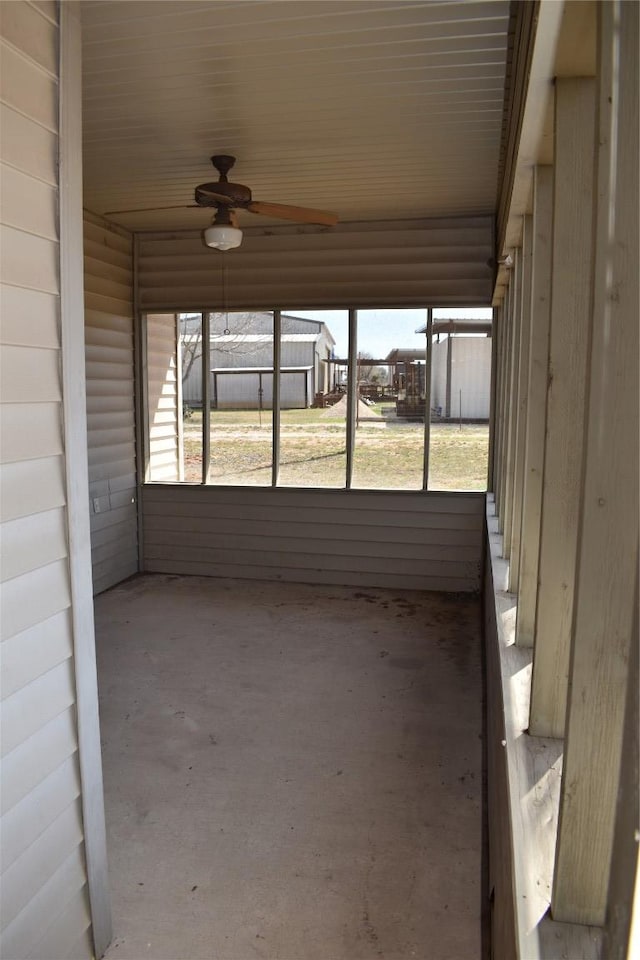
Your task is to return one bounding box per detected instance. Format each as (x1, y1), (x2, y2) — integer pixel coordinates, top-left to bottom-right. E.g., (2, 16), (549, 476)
(203, 225), (243, 250)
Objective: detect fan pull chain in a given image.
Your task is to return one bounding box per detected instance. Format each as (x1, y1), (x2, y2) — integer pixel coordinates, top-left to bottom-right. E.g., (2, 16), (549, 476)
(221, 254), (230, 335)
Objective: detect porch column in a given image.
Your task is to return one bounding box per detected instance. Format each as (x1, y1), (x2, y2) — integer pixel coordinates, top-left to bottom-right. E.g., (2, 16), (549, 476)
(497, 274), (514, 534)
(502, 247), (522, 556)
(493, 304), (505, 507)
(507, 214), (533, 591)
(528, 77), (596, 737)
(553, 0), (639, 923)
(487, 306), (498, 491)
(515, 166), (553, 646)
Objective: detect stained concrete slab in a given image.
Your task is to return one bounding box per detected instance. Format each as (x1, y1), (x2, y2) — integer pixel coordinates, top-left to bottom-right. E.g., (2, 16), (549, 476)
(96, 575), (484, 960)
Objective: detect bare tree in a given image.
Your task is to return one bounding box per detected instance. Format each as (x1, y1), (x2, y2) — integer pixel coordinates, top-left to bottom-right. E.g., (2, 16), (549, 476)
(357, 351), (385, 382)
(179, 314), (203, 384)
(179, 312), (272, 384)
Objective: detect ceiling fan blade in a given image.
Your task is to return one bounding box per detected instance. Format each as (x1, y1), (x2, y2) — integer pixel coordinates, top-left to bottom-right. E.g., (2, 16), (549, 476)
(104, 204), (201, 215)
(248, 200), (338, 226)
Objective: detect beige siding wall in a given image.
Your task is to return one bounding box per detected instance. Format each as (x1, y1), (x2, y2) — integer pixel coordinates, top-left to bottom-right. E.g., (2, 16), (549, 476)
(142, 486), (485, 592)
(145, 313), (183, 482)
(84, 212), (138, 594)
(0, 3), (92, 958)
(137, 217), (494, 312)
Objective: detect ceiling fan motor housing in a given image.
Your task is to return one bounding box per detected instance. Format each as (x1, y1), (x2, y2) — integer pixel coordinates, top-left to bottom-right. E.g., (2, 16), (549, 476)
(194, 181), (252, 207)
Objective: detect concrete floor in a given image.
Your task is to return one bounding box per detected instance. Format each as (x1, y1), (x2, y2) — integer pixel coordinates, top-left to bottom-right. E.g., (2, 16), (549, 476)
(95, 574), (484, 960)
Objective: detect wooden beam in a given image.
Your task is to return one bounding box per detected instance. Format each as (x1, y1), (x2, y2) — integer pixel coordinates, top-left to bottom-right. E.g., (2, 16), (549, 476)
(502, 247), (523, 557)
(497, 0), (564, 254)
(508, 214), (533, 592)
(516, 166), (553, 647)
(553, 0), (639, 923)
(528, 77), (596, 738)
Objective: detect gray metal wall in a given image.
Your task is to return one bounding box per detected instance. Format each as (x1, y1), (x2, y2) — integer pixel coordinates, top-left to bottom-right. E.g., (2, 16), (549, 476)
(136, 217), (494, 311)
(141, 486), (485, 592)
(214, 370), (311, 410)
(84, 212), (138, 594)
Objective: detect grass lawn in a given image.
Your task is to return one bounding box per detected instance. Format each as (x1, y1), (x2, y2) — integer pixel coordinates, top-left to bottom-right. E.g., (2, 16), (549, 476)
(182, 408), (488, 490)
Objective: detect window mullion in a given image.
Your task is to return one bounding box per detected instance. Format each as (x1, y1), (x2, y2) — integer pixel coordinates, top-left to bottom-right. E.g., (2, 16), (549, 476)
(422, 307), (433, 490)
(272, 309), (281, 486)
(201, 311), (211, 485)
(345, 308), (358, 489)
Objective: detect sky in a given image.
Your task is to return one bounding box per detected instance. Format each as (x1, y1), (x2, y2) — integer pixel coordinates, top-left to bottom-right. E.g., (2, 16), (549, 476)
(287, 307), (493, 359)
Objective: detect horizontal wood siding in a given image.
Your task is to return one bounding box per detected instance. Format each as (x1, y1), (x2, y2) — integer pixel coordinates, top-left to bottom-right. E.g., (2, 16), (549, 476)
(142, 486), (485, 591)
(84, 211), (138, 594)
(137, 217), (494, 311)
(146, 313), (182, 482)
(0, 3), (92, 957)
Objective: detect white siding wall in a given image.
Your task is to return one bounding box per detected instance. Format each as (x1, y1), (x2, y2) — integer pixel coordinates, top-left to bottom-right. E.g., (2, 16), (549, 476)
(431, 341), (448, 415)
(142, 486), (485, 592)
(430, 337), (491, 419)
(450, 337), (492, 420)
(84, 212), (138, 594)
(137, 217), (494, 311)
(145, 313), (183, 482)
(0, 3), (93, 957)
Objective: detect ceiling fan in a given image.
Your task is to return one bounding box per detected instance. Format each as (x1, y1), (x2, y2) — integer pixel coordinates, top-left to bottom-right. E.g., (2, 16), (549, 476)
(105, 154), (339, 250)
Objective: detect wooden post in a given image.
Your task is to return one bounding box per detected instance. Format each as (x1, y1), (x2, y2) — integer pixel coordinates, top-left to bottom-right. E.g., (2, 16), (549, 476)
(529, 78), (596, 738)
(508, 216), (533, 591)
(494, 300), (508, 511)
(553, 0), (639, 924)
(487, 307), (497, 491)
(502, 247), (522, 556)
(516, 166), (553, 647)
(603, 567), (638, 957)
(271, 310), (281, 486)
(497, 279), (514, 531)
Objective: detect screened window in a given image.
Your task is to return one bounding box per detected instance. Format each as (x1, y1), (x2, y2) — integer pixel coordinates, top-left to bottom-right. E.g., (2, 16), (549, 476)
(143, 307), (492, 490)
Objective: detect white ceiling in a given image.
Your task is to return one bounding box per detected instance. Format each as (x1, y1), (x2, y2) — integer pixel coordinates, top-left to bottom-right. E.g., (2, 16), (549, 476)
(81, 0), (511, 231)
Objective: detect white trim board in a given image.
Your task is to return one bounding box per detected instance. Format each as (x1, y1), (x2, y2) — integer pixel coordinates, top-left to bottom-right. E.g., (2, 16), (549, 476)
(59, 4), (112, 955)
